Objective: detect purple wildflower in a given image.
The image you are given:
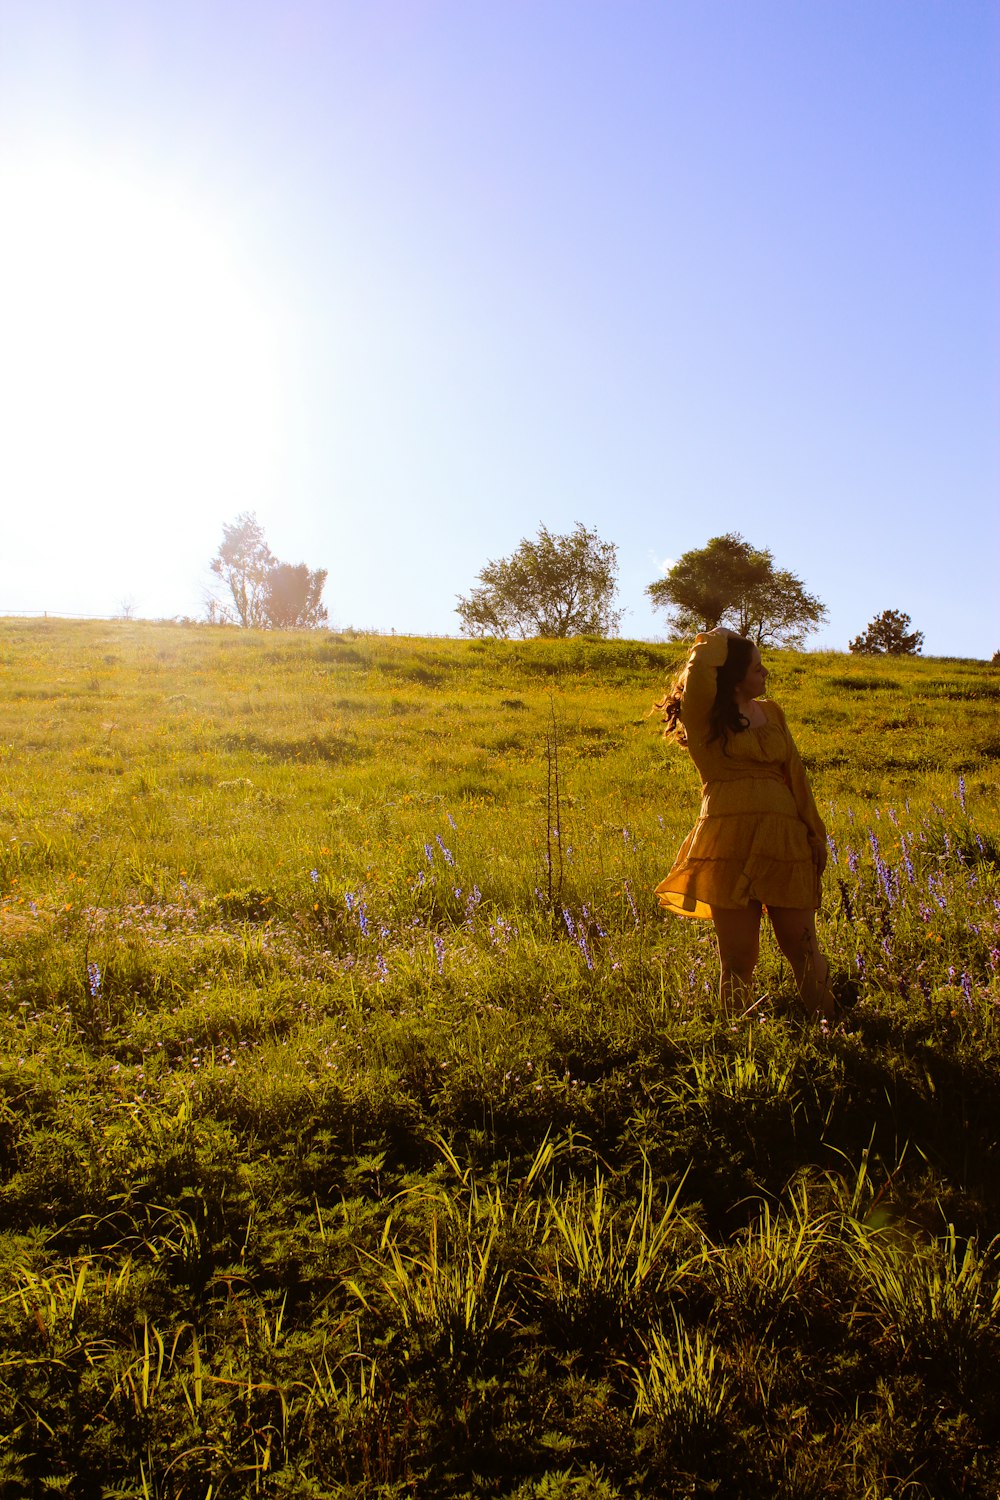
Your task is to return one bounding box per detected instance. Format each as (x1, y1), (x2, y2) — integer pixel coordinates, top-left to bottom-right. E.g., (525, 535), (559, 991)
(583, 902), (607, 938)
(435, 834), (455, 866)
(868, 831), (894, 900)
(902, 840), (915, 883)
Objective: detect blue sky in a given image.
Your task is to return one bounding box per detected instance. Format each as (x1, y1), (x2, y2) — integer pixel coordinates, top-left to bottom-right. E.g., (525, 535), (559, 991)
(0, 1), (997, 655)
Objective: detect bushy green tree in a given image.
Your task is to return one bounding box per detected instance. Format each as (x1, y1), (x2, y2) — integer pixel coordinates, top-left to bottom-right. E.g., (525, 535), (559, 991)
(263, 562), (328, 629)
(850, 609), (924, 656)
(456, 523), (623, 639)
(646, 533), (826, 647)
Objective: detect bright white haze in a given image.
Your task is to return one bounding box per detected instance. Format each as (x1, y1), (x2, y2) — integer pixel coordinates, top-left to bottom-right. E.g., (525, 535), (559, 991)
(0, 148), (286, 615)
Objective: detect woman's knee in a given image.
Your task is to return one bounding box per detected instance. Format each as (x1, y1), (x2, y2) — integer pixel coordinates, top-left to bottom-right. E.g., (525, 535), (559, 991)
(712, 906), (761, 975)
(768, 908), (818, 965)
(717, 934), (759, 976)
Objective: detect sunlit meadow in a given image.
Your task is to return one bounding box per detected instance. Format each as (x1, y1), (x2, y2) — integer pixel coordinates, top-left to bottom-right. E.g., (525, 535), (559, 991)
(1, 619), (998, 1498)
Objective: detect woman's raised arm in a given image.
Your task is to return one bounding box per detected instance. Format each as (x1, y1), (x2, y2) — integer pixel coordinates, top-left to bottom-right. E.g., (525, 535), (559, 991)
(679, 629), (733, 743)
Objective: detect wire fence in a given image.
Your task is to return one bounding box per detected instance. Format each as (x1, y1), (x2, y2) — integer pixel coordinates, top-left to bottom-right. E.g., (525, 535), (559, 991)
(0, 610), (120, 619)
(0, 610), (468, 636)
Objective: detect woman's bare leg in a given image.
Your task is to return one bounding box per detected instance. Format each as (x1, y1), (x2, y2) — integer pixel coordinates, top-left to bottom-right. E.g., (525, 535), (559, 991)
(767, 906), (836, 1021)
(711, 904), (763, 1018)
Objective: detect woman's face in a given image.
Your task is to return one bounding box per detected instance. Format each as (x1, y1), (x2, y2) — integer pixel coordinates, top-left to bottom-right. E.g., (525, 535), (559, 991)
(738, 647), (767, 700)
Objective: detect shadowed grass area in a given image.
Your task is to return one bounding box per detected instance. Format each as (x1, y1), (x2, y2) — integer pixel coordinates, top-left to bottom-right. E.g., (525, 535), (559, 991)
(0, 619), (998, 1497)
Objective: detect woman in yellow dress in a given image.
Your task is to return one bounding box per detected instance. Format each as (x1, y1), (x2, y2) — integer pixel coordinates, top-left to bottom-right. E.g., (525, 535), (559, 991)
(655, 627), (836, 1021)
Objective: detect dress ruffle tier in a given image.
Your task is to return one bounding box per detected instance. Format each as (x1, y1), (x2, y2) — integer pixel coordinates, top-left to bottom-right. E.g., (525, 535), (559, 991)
(655, 798), (820, 919)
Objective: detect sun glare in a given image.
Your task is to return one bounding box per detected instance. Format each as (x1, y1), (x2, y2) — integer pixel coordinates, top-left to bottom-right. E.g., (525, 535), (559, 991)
(0, 147), (287, 609)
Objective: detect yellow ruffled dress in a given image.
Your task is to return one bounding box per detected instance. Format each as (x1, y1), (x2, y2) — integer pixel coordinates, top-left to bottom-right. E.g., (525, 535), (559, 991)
(655, 630), (826, 920)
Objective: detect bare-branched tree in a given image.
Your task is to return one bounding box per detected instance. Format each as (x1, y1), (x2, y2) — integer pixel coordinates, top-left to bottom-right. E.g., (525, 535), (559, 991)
(209, 514), (327, 629)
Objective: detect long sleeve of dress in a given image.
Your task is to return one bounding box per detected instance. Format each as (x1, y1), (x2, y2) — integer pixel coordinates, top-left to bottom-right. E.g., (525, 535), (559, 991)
(778, 709), (826, 844)
(679, 629), (732, 743)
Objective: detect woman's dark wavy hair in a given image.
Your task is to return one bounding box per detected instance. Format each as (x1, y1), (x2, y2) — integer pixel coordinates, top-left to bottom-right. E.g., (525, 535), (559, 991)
(655, 634), (756, 747)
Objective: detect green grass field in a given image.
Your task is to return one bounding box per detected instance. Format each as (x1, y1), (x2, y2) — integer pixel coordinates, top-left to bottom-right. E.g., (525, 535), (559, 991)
(1, 619), (999, 1498)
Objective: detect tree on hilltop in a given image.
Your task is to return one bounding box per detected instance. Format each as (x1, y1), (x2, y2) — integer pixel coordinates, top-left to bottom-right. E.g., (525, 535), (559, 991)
(456, 523), (623, 639)
(210, 513), (275, 628)
(209, 514), (328, 629)
(850, 609), (924, 656)
(263, 562), (328, 629)
(646, 533), (827, 647)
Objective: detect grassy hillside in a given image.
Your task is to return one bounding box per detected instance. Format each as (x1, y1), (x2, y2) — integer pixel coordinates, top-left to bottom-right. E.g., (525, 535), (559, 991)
(0, 620), (998, 1498)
